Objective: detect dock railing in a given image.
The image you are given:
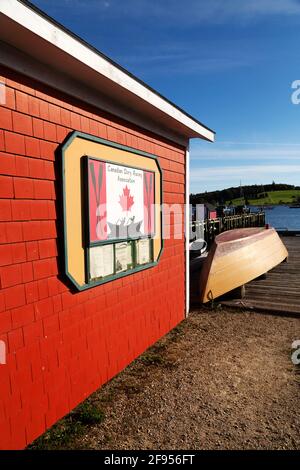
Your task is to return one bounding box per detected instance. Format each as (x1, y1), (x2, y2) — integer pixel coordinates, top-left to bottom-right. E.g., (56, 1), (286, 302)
(190, 212), (266, 249)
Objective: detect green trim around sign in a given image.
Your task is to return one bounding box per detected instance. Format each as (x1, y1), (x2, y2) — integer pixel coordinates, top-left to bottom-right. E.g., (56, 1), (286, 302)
(60, 130), (164, 291)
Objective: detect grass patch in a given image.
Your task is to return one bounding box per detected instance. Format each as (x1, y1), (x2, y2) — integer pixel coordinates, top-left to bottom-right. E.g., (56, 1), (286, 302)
(28, 417), (85, 450)
(28, 400), (105, 450)
(228, 190), (300, 206)
(140, 352), (165, 366)
(73, 401), (105, 425)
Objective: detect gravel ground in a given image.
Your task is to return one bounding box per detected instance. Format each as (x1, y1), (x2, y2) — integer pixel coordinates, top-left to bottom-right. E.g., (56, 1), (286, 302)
(34, 307), (300, 450)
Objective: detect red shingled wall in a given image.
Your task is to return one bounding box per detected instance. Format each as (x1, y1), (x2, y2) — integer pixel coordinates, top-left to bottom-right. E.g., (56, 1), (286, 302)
(0, 66), (186, 449)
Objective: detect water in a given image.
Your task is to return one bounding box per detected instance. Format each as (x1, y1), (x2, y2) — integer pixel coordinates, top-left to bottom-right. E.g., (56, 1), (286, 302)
(252, 205), (300, 231)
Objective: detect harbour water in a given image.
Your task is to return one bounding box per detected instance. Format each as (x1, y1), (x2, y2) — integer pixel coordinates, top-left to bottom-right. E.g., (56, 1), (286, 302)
(252, 205), (300, 231)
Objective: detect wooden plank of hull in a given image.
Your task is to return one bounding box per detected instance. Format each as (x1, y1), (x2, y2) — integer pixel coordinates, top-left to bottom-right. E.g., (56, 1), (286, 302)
(199, 228), (288, 303)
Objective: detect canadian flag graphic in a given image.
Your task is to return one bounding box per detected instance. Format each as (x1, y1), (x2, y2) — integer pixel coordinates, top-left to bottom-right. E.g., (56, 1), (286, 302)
(88, 159), (154, 242)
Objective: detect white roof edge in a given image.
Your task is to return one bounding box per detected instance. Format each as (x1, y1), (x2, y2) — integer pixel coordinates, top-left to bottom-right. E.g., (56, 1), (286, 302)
(0, 0), (215, 142)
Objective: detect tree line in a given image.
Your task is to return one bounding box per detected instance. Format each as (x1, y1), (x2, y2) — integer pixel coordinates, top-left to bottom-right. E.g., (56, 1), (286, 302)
(190, 183), (300, 206)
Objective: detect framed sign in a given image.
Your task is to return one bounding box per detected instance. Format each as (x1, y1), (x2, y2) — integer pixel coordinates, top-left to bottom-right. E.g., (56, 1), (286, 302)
(61, 131), (163, 290)
(87, 158), (155, 244)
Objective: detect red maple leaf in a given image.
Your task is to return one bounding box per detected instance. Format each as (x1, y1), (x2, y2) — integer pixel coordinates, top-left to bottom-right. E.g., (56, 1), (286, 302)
(119, 185), (134, 211)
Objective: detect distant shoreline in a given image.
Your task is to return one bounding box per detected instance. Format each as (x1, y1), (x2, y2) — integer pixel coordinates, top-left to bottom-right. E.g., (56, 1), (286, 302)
(191, 187), (300, 208)
(230, 202), (300, 207)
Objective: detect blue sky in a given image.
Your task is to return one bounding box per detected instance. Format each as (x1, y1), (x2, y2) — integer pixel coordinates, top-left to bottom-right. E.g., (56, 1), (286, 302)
(30, 0), (300, 192)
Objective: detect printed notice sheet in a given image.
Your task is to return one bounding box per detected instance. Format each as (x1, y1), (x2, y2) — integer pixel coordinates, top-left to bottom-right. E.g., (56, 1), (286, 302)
(137, 238), (151, 265)
(115, 242), (133, 273)
(89, 244), (114, 279)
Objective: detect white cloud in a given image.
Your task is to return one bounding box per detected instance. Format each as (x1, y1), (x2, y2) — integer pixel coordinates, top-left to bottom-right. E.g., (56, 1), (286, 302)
(240, 0), (300, 16)
(217, 141), (300, 146)
(137, 0), (300, 24)
(191, 164), (300, 180)
(190, 164), (300, 192)
(32, 0), (300, 24)
(121, 52), (252, 76)
(190, 145), (300, 161)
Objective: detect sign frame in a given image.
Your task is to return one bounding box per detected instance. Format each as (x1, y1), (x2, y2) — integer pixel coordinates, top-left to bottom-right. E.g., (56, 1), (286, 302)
(60, 131), (163, 291)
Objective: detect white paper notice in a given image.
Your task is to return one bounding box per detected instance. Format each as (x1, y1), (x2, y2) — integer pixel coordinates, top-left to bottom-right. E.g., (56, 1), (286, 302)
(115, 242), (132, 272)
(137, 239), (151, 265)
(89, 245), (114, 279)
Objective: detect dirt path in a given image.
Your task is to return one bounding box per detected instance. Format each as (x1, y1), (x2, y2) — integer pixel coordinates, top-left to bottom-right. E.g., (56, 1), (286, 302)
(33, 307), (300, 450)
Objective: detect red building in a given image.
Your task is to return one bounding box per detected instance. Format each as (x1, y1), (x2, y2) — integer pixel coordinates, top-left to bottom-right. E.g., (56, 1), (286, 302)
(0, 0), (214, 449)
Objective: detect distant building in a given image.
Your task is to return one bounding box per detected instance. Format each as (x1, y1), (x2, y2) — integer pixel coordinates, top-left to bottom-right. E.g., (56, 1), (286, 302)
(205, 203), (217, 219)
(193, 203), (216, 221)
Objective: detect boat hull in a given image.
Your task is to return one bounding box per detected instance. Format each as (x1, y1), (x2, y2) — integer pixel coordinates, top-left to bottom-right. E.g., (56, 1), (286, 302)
(199, 227), (288, 303)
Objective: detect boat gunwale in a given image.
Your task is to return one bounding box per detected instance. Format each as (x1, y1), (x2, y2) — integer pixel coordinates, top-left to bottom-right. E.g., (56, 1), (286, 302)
(215, 227), (272, 246)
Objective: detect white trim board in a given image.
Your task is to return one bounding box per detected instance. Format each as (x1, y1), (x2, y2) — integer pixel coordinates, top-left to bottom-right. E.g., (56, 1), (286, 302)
(185, 146), (190, 317)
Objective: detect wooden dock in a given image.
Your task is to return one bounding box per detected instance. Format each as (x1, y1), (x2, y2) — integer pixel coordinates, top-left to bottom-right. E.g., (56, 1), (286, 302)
(190, 212), (266, 248)
(220, 235), (300, 315)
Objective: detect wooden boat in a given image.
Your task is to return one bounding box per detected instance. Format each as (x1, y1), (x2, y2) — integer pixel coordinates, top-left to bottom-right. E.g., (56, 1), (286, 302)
(198, 227), (288, 303)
